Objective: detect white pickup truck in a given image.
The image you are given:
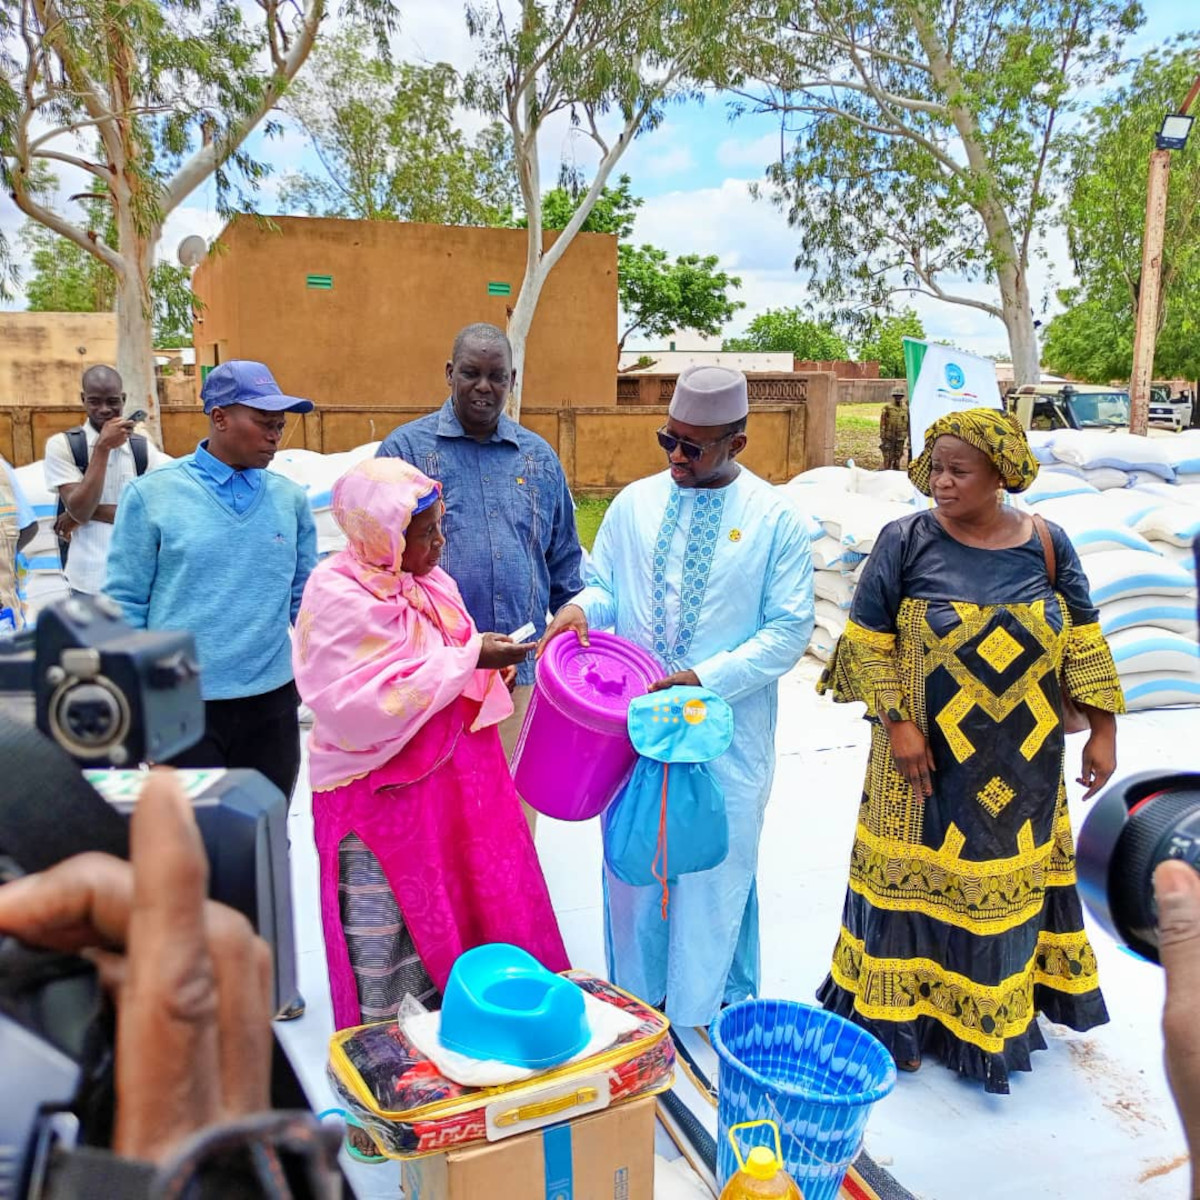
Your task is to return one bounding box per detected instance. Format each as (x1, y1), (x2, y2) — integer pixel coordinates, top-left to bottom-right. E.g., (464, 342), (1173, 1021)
(1149, 385), (1194, 432)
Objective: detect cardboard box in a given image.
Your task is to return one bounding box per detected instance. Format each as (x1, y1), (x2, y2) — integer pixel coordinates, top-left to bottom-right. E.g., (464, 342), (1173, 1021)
(401, 1095), (656, 1200)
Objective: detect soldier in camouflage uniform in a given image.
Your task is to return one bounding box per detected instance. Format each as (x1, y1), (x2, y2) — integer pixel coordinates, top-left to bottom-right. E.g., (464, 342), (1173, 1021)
(879, 386), (909, 470)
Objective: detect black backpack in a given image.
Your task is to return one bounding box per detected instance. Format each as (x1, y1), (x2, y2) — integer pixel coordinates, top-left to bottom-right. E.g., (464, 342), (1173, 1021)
(56, 428), (149, 569)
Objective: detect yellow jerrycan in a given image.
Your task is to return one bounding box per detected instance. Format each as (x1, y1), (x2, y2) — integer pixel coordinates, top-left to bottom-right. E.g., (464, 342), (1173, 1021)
(719, 1119), (804, 1199)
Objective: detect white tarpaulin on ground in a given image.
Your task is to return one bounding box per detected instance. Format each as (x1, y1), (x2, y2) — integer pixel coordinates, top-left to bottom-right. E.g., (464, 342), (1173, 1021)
(905, 339), (1003, 451)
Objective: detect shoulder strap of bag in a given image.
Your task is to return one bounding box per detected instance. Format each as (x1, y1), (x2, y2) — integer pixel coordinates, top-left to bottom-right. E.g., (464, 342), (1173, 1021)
(57, 429), (92, 568)
(64, 427), (89, 473)
(1032, 513), (1056, 588)
(130, 434), (148, 476)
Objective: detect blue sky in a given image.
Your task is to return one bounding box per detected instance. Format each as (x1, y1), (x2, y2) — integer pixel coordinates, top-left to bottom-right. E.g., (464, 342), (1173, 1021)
(3, 0), (1196, 359)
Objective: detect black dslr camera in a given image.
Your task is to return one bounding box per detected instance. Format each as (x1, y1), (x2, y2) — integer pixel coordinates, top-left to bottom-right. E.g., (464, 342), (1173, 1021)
(1077, 536), (1200, 961)
(0, 597), (299, 1199)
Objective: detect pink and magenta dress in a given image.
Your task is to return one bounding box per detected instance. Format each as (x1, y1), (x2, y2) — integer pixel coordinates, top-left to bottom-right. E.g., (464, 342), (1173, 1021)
(294, 458), (569, 1029)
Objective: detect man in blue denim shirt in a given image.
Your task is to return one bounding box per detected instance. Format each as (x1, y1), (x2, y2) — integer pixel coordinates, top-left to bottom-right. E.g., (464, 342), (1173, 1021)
(377, 323), (583, 807)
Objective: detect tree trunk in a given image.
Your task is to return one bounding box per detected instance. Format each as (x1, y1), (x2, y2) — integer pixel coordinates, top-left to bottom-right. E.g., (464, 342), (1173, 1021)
(999, 264), (1040, 388)
(506, 270), (547, 421)
(114, 223), (162, 446)
(909, 10), (1040, 388)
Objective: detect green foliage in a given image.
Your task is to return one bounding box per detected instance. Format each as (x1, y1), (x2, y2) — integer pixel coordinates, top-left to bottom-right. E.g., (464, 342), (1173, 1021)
(19, 221), (199, 346)
(853, 308), (926, 377)
(737, 0), (1142, 372)
(16, 168), (198, 345)
(463, 1), (758, 146)
(150, 263), (198, 347)
(1048, 42), (1200, 382)
(724, 308), (848, 359)
(534, 171), (742, 350)
(20, 221), (116, 313)
(524, 171), (642, 239)
(1041, 288), (1131, 382)
(616, 245), (743, 350)
(0, 0), (396, 307)
(280, 27), (518, 225)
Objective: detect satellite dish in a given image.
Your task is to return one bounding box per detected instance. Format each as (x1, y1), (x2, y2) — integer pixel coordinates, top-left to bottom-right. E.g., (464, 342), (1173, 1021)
(177, 235), (207, 268)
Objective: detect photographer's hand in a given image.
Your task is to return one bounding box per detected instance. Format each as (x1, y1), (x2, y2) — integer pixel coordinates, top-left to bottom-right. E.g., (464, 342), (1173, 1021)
(0, 772), (273, 1164)
(1155, 859), (1200, 1198)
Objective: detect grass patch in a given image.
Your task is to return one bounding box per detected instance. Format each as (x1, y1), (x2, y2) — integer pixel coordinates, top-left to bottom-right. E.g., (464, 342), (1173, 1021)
(836, 403), (884, 469)
(574, 496), (611, 552)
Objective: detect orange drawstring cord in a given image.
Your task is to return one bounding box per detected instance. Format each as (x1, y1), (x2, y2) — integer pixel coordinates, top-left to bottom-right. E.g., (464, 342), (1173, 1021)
(651, 762), (670, 920)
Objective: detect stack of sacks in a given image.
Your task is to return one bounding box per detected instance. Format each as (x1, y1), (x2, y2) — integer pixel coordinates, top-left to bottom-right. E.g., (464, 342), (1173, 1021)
(780, 466), (920, 662)
(1137, 502), (1200, 576)
(1019, 473), (1199, 708)
(268, 442), (381, 556)
(1080, 549), (1199, 709)
(1020, 469), (1100, 505)
(13, 461), (68, 620)
(1043, 430), (1178, 491)
(1164, 430), (1200, 487)
(1025, 429), (1059, 465)
(1018, 494), (1160, 555)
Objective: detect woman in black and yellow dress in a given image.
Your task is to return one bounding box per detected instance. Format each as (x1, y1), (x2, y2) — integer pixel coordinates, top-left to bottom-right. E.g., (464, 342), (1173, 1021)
(816, 409), (1124, 1094)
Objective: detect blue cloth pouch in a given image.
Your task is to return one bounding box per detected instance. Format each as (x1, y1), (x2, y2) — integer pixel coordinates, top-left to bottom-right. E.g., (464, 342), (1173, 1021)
(603, 687), (734, 913)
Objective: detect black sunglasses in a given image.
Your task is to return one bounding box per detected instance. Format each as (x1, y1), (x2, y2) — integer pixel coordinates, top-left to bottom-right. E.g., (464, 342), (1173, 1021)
(656, 426), (734, 461)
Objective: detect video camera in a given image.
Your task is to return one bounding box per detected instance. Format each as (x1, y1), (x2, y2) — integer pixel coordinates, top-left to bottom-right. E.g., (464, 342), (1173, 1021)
(0, 597), (299, 1199)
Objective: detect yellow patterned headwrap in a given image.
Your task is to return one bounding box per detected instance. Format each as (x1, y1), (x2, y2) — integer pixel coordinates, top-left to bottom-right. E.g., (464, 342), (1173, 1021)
(908, 407), (1039, 495)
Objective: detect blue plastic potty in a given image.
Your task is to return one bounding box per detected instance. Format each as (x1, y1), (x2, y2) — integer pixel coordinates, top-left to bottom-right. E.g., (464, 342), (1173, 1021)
(438, 944), (589, 1070)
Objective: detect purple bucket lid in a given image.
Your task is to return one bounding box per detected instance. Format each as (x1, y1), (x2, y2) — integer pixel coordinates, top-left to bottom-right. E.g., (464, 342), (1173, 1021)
(538, 631), (663, 731)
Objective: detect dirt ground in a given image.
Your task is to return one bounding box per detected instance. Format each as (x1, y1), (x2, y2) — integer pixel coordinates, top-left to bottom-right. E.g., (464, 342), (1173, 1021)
(835, 402), (885, 469)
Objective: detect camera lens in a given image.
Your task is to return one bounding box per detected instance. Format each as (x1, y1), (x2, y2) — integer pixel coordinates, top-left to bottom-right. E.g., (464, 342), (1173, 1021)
(1078, 773), (1200, 963)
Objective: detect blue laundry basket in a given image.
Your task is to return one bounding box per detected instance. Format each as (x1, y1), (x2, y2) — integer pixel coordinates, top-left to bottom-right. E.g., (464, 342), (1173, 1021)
(711, 1000), (896, 1200)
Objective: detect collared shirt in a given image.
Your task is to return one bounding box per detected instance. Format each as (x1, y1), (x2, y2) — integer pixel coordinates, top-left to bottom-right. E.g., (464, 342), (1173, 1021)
(43, 422), (169, 594)
(186, 440), (263, 515)
(571, 468), (814, 1026)
(377, 399), (584, 685)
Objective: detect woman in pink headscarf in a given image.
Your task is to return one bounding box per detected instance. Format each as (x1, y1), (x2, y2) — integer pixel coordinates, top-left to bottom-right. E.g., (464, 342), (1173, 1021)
(295, 457), (570, 1030)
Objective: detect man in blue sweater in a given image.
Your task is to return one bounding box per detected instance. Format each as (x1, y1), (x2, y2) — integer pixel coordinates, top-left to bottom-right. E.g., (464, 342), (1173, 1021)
(106, 361), (318, 802)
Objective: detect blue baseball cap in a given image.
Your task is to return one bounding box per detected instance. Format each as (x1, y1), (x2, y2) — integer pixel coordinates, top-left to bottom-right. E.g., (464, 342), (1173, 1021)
(201, 360), (314, 415)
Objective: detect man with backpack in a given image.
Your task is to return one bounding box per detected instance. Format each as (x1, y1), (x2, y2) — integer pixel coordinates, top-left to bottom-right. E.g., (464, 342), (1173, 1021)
(44, 365), (168, 595)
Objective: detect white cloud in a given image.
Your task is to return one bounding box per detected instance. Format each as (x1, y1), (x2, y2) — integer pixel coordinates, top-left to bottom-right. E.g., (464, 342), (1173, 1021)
(715, 131), (783, 171)
(642, 144), (697, 178)
(393, 1), (477, 71)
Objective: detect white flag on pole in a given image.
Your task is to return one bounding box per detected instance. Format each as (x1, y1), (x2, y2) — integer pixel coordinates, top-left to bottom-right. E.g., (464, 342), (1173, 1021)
(908, 343), (1003, 451)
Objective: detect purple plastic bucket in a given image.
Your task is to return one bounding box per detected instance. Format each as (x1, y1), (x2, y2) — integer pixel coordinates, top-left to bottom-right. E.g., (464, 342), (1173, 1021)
(512, 632), (662, 821)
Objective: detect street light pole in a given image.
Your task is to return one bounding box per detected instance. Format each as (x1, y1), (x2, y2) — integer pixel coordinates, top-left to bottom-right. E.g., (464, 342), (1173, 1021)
(1128, 75), (1200, 436)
